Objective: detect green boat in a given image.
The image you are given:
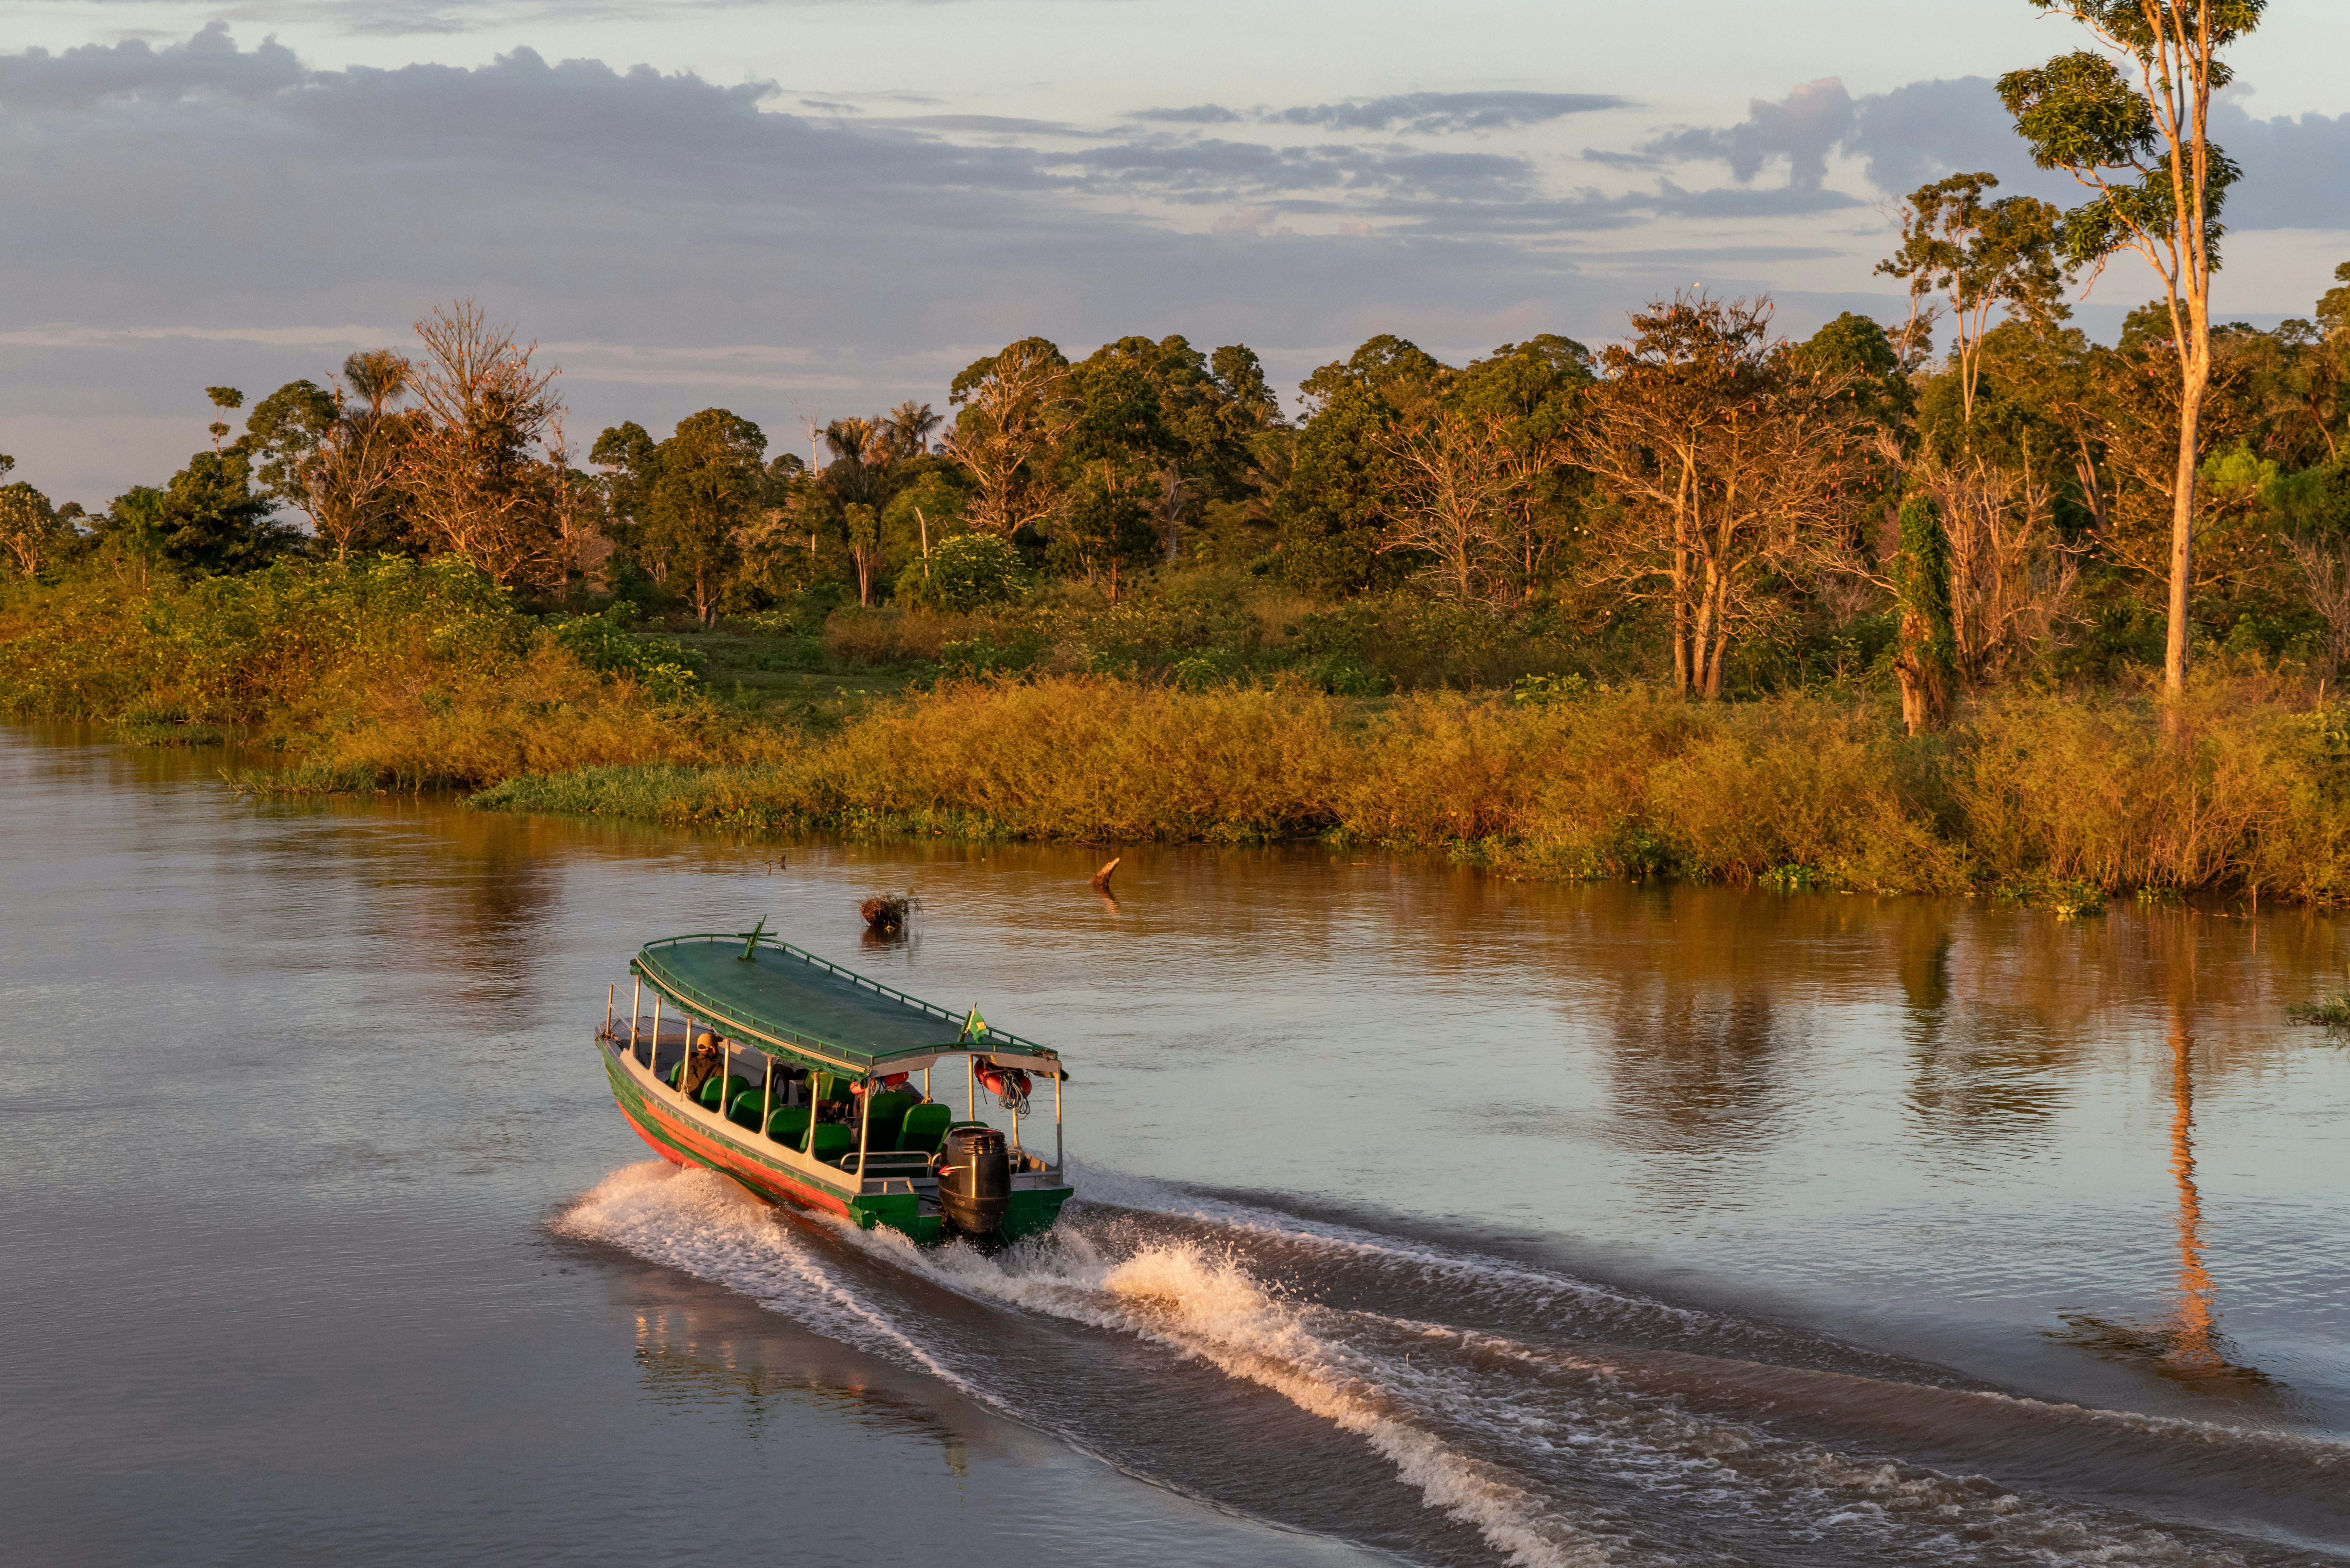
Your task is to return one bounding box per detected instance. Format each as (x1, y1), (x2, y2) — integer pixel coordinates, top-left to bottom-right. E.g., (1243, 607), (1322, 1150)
(598, 927), (1072, 1244)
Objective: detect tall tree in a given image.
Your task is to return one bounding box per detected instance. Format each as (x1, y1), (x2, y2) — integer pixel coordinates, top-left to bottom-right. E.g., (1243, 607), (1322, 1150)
(941, 338), (1071, 539)
(1446, 336), (1594, 603)
(1050, 355), (1172, 597)
(1273, 335), (1446, 595)
(594, 409), (772, 621)
(1999, 0), (2265, 695)
(245, 354), (421, 561)
(652, 409), (769, 625)
(0, 455), (72, 578)
(1575, 294), (1869, 699)
(102, 398), (293, 576)
(399, 302), (568, 589)
(1876, 173), (2075, 428)
(881, 400), (943, 460)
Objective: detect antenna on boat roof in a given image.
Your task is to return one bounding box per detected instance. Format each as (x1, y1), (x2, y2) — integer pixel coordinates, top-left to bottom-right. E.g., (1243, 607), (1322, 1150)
(738, 915), (770, 960)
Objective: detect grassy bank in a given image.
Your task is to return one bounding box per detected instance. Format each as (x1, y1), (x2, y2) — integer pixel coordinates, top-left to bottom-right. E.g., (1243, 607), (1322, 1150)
(474, 673), (2350, 902)
(9, 559), (2349, 901)
(0, 557), (788, 789)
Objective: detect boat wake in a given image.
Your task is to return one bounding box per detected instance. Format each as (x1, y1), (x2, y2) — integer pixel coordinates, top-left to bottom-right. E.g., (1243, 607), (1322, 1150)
(558, 1163), (2349, 1568)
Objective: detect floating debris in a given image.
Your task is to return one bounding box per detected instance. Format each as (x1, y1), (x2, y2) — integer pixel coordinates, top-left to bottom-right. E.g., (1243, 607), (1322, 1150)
(860, 890), (920, 936)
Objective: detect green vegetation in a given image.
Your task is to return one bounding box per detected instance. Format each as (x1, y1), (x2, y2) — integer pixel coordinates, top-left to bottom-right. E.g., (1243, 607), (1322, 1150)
(460, 671), (2350, 903)
(2285, 994), (2350, 1029)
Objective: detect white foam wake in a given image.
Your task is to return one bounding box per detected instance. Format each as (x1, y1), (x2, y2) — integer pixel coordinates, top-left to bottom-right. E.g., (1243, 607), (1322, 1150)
(555, 1161), (974, 1394)
(835, 1219), (1649, 1568)
(558, 1164), (2291, 1568)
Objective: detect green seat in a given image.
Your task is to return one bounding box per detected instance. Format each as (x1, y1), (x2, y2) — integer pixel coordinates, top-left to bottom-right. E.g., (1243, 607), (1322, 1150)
(765, 1105), (811, 1144)
(842, 1149), (932, 1179)
(698, 1073), (751, 1111)
(864, 1088), (921, 1150)
(727, 1089), (771, 1130)
(807, 1124), (854, 1163)
(896, 1102), (952, 1155)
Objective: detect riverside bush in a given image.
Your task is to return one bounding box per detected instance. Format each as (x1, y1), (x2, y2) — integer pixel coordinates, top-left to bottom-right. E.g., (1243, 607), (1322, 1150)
(0, 557), (781, 791)
(472, 673), (2350, 901)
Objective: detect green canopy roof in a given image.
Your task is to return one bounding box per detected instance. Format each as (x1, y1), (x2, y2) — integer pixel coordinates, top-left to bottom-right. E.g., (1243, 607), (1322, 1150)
(630, 932), (1059, 1076)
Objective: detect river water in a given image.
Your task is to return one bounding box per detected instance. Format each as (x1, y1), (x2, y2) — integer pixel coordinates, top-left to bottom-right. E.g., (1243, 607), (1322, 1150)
(3, 727), (2345, 1567)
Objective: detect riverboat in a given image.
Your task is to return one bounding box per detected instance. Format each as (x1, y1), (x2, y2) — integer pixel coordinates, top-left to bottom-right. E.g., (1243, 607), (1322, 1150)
(597, 926), (1072, 1244)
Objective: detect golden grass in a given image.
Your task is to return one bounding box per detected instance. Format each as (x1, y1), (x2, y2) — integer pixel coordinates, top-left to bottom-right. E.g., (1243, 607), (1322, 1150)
(479, 672), (2350, 900)
(14, 561), (2350, 899)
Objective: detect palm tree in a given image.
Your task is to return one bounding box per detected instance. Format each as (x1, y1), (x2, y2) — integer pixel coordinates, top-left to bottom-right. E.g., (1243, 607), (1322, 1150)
(883, 400), (942, 460)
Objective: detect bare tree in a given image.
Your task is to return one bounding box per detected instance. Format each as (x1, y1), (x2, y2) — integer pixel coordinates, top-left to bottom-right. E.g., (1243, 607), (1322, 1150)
(297, 352), (417, 560)
(1906, 450), (2083, 679)
(1372, 409), (1528, 604)
(2288, 532), (2350, 679)
(398, 302), (567, 589)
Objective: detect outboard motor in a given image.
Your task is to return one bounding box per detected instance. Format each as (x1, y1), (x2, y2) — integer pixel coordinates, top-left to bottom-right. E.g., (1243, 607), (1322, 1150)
(937, 1126), (1010, 1237)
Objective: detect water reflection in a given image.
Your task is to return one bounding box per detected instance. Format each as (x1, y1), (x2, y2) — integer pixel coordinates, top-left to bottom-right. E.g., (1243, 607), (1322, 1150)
(2053, 957), (2284, 1406)
(629, 1305), (970, 1473)
(12, 726), (2349, 1438)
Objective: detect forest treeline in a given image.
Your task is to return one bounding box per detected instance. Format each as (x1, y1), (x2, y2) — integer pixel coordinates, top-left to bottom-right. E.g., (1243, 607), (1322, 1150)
(6, 243), (2350, 714)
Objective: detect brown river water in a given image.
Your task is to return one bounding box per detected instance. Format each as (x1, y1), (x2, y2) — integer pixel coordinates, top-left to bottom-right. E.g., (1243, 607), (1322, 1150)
(2, 727), (2345, 1567)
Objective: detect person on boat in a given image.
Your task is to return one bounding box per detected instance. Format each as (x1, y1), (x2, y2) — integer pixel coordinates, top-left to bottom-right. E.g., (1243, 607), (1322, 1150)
(678, 1032), (724, 1099)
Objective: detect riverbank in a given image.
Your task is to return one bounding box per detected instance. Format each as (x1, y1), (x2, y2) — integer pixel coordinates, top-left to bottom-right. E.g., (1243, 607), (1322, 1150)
(8, 559), (2348, 900)
(469, 673), (2350, 902)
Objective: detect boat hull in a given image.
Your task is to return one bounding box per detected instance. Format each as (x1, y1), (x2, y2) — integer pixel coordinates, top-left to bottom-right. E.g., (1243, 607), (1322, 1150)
(598, 1038), (1072, 1245)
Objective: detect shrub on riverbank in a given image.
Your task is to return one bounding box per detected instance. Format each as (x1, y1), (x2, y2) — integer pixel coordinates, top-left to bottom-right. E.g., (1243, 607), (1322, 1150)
(0, 557), (777, 789)
(472, 672), (2350, 901)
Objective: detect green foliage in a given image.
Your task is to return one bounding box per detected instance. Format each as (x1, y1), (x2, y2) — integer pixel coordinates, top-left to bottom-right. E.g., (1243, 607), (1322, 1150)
(1893, 496), (1957, 672)
(2285, 992), (2350, 1029)
(595, 407), (768, 625)
(894, 531), (1028, 612)
(545, 610), (705, 702)
(1512, 672), (1592, 708)
(103, 445), (295, 576)
(0, 555), (523, 722)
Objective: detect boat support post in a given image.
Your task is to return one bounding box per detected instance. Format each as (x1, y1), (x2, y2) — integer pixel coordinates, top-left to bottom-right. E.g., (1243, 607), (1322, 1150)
(1054, 1069), (1063, 1174)
(855, 1075), (871, 1188)
(650, 996), (664, 1092)
(605, 984), (614, 1040)
(629, 977), (643, 1065)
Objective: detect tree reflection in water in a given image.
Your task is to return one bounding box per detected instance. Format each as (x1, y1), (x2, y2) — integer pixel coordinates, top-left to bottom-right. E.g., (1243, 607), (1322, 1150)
(2053, 928), (2284, 1407)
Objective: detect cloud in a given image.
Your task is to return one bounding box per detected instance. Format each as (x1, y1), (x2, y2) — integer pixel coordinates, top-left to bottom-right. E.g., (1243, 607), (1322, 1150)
(1269, 90), (1627, 135)
(0, 28), (1937, 505)
(1608, 71), (2350, 233)
(0, 21), (303, 108)
(1130, 104), (1244, 124)
(865, 113), (1091, 136)
(2210, 102), (2350, 230)
(1632, 78), (1854, 190)
(1210, 204), (1279, 236)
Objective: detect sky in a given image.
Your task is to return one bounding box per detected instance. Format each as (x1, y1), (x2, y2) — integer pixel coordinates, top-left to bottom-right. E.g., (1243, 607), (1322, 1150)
(3, 0), (2348, 506)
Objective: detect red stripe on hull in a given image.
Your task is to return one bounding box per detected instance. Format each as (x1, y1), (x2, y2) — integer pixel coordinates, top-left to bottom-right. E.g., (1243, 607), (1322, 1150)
(619, 1087), (858, 1219)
